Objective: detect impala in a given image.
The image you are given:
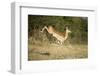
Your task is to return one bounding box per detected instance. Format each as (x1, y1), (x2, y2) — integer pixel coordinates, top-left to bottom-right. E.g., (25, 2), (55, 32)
(41, 26), (71, 45)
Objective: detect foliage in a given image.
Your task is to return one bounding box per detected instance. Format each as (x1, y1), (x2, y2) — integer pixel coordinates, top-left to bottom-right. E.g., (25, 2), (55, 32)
(28, 15), (88, 44)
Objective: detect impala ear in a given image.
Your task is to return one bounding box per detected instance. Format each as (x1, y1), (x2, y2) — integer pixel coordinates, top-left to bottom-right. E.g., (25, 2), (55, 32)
(66, 27), (68, 29)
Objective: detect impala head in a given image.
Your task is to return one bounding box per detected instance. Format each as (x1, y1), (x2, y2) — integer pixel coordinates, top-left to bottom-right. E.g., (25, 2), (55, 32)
(66, 27), (71, 33)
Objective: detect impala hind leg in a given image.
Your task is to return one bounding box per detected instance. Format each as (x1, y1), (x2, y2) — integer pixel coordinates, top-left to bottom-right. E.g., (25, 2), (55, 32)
(41, 26), (48, 33)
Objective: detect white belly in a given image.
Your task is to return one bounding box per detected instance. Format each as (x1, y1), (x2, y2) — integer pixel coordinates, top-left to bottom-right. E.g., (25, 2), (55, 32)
(52, 33), (65, 42)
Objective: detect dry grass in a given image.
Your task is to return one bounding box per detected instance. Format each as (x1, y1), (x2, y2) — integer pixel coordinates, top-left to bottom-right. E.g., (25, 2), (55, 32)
(28, 42), (88, 60)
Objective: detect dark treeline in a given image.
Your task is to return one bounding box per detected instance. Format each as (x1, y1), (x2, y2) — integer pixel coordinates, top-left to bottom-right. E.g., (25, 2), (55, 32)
(28, 15), (88, 44)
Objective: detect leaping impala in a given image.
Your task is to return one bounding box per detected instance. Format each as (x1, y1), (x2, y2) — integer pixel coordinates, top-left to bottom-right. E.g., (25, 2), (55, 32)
(41, 26), (71, 45)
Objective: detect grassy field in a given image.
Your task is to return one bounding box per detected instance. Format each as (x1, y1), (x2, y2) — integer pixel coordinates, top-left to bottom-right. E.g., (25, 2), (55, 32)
(28, 41), (88, 60)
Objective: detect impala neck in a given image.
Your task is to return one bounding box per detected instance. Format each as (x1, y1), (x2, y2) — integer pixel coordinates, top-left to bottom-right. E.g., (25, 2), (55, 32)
(64, 32), (68, 40)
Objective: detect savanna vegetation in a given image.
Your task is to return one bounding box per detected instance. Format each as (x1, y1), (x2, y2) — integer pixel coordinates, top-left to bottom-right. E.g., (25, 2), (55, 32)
(28, 15), (88, 60)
